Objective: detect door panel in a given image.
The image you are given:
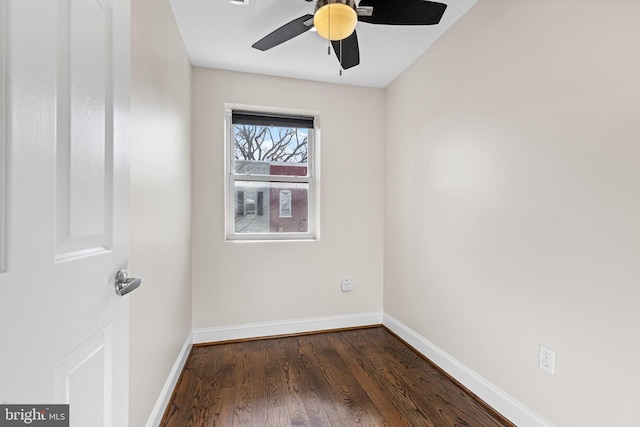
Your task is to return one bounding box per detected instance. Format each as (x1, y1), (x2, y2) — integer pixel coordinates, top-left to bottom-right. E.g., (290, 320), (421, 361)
(56, 0), (114, 259)
(55, 327), (111, 426)
(0, 0), (131, 426)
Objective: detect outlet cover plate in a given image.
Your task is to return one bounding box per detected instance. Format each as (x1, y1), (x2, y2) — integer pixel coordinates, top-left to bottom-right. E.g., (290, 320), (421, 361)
(341, 279), (352, 292)
(539, 344), (556, 375)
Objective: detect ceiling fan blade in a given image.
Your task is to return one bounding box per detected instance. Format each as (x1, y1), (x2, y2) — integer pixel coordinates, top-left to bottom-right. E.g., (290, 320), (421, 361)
(357, 0), (447, 25)
(252, 14), (315, 51)
(331, 30), (360, 70)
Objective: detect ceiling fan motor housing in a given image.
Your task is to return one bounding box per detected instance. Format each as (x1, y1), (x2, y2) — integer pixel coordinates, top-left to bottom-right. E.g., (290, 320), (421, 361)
(314, 0), (358, 41)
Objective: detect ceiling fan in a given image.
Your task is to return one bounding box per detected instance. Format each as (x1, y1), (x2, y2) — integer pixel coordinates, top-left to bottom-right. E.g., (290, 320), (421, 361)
(251, 0), (447, 71)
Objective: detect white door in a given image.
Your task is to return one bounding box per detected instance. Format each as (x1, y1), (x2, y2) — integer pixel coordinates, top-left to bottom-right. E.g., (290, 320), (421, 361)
(0, 0), (132, 426)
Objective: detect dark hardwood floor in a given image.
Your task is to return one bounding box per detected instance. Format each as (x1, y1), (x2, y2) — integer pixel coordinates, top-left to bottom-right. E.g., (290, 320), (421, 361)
(160, 326), (515, 426)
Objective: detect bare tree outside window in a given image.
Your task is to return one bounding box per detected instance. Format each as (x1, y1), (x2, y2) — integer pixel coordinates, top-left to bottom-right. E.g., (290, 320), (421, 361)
(234, 125), (308, 174)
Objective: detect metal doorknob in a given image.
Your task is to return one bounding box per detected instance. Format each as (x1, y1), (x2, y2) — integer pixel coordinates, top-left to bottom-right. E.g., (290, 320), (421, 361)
(114, 270), (142, 296)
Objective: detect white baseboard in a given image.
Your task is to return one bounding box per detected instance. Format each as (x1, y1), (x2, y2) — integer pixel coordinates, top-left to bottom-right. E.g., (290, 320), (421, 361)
(382, 313), (555, 427)
(192, 312), (384, 344)
(145, 332), (193, 427)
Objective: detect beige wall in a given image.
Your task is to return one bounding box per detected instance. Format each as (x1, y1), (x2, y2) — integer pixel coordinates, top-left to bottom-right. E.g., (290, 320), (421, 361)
(129, 0), (192, 425)
(384, 1), (640, 426)
(191, 68), (384, 328)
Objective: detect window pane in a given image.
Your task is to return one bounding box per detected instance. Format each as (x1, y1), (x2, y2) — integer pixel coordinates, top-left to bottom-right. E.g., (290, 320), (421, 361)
(234, 181), (309, 234)
(233, 124), (308, 176)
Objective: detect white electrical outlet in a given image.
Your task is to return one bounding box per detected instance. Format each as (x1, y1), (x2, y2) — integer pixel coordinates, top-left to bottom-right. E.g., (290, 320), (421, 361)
(538, 345), (556, 375)
(341, 279), (352, 292)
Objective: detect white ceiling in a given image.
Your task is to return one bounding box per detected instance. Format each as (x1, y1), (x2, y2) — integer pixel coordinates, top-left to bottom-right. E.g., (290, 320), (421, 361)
(169, 0), (477, 88)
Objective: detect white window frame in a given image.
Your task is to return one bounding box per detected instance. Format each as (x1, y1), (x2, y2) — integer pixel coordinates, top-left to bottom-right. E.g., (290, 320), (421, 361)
(225, 105), (320, 241)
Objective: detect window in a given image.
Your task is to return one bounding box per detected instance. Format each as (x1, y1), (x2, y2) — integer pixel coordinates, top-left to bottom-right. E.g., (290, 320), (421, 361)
(236, 190), (265, 217)
(279, 190), (292, 218)
(226, 108), (318, 240)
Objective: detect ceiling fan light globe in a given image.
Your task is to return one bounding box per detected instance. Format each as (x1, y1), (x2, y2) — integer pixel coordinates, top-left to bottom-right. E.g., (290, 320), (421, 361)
(314, 0), (357, 41)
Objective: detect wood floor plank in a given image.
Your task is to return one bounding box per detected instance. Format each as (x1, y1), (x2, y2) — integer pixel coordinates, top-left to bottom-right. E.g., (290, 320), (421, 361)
(160, 327), (515, 427)
(308, 334), (386, 426)
(291, 336), (345, 426)
(286, 338), (333, 427)
(385, 333), (505, 427)
(275, 338), (312, 426)
(326, 331), (438, 427)
(287, 335), (347, 426)
(246, 340), (269, 426)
